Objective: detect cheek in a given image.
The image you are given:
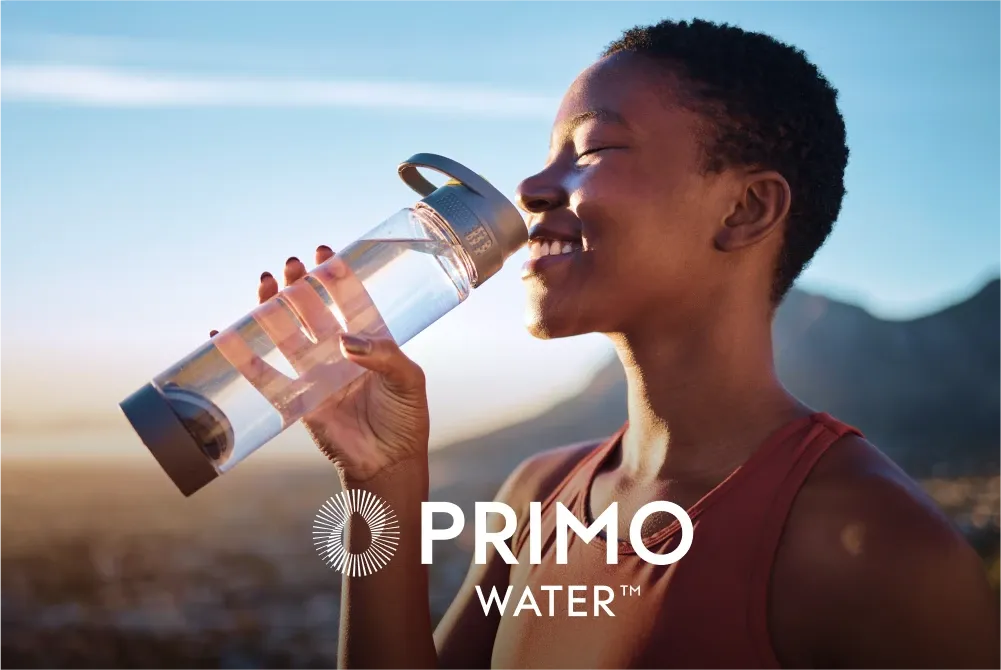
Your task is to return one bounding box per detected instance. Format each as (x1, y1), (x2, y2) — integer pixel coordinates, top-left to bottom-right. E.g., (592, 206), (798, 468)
(569, 157), (650, 198)
(572, 154), (699, 218)
(568, 163), (650, 238)
(572, 167), (704, 256)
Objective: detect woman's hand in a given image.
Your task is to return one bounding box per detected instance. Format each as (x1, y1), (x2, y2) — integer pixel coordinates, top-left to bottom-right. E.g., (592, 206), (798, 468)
(211, 245), (430, 484)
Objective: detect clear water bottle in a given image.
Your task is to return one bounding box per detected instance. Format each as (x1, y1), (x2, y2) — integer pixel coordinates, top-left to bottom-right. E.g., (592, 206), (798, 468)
(120, 154), (527, 496)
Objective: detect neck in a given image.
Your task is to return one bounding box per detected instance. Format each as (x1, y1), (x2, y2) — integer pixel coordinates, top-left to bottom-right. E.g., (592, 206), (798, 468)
(608, 293), (809, 482)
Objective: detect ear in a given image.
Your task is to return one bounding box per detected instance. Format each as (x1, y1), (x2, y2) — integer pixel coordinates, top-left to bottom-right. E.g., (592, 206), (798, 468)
(714, 171), (791, 252)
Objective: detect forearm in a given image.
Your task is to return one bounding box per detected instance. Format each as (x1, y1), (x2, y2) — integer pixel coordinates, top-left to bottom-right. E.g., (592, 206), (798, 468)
(337, 456), (437, 669)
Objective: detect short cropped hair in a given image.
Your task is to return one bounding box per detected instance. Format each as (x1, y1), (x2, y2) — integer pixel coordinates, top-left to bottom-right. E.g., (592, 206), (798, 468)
(604, 19), (850, 303)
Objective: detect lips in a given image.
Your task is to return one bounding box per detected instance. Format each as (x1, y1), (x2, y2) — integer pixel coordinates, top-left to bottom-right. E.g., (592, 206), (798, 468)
(522, 220), (588, 279)
(527, 220), (581, 245)
(521, 237), (586, 279)
(528, 239), (583, 259)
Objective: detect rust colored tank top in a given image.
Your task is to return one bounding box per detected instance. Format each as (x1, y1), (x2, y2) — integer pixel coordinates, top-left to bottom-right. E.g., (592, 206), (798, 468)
(491, 412), (861, 669)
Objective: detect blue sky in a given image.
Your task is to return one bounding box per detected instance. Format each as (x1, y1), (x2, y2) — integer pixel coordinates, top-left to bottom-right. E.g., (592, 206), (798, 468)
(2, 2), (998, 458)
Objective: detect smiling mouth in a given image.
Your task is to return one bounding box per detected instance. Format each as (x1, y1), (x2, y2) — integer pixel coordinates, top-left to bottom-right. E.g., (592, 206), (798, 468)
(522, 237), (587, 279)
(528, 238), (584, 259)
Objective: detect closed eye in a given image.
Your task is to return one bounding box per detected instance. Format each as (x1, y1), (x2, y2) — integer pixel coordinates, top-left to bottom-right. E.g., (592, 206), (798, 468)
(576, 147), (606, 159)
(574, 146), (623, 163)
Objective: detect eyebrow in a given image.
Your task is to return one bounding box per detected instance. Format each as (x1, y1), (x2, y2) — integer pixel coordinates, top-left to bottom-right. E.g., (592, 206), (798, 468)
(551, 109), (630, 149)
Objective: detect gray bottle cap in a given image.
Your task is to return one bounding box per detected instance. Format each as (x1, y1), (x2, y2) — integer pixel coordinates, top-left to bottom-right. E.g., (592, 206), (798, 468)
(398, 153), (527, 287)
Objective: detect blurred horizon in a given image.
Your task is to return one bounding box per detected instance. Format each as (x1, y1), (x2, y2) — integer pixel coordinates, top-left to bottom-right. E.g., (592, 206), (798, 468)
(1, 272), (999, 465)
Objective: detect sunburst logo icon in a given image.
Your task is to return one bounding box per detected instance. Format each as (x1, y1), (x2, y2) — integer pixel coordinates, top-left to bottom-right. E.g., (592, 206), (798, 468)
(313, 489), (400, 576)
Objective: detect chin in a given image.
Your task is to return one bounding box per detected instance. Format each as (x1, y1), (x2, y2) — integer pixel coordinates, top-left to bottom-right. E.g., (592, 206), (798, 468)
(523, 301), (593, 340)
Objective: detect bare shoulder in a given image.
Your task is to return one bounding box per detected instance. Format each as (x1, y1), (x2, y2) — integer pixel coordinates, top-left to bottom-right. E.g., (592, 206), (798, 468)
(790, 433), (964, 559)
(788, 433), (979, 579)
(495, 437), (607, 514)
(772, 432), (1000, 668)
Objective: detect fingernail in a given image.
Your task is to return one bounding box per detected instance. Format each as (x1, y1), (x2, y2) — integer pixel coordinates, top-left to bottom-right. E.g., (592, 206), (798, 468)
(340, 334), (371, 356)
(260, 272), (273, 282)
(209, 330), (219, 337)
(317, 245), (332, 253)
(286, 256), (300, 266)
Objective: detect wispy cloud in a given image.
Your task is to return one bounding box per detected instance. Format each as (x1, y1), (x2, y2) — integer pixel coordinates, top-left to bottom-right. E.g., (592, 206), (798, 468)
(1, 64), (560, 117)
(2, 31), (370, 71)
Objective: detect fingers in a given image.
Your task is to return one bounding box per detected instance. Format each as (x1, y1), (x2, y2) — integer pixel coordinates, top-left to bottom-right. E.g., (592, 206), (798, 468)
(244, 243), (391, 381)
(312, 254), (389, 338)
(284, 256), (307, 287)
(339, 334), (425, 392)
(258, 246), (331, 300)
(315, 245), (334, 265)
(259, 272), (279, 304)
(255, 247), (342, 373)
(212, 327), (306, 425)
(253, 296), (316, 370)
(281, 278), (341, 351)
(209, 244), (350, 423)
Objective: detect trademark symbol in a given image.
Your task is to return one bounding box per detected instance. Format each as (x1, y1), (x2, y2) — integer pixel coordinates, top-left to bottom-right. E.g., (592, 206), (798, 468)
(620, 584), (641, 597)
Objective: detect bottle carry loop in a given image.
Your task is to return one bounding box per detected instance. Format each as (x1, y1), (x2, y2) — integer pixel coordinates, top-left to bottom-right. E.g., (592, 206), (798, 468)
(398, 153), (495, 198)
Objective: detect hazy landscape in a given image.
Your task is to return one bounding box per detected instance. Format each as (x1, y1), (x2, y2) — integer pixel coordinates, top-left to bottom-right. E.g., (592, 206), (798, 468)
(3, 279), (999, 668)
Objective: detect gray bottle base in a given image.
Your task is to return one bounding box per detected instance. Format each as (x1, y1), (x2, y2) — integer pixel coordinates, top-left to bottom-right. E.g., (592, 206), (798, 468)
(119, 383), (221, 497)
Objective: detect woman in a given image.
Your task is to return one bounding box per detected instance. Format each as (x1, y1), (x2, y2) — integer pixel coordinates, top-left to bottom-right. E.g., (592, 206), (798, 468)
(240, 18), (998, 670)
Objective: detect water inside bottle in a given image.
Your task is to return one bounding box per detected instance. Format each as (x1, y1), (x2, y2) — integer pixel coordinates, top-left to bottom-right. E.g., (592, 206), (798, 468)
(339, 238), (450, 262)
(335, 237), (473, 343)
(155, 236), (473, 473)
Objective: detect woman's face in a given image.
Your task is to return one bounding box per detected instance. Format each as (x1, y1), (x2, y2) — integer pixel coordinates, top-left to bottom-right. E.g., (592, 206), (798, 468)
(517, 52), (739, 340)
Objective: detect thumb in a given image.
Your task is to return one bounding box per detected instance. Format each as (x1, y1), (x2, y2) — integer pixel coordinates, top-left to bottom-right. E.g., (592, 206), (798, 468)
(339, 334), (425, 391)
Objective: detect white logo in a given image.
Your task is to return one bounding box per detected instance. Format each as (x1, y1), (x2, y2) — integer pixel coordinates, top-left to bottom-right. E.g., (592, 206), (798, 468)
(313, 490), (400, 576)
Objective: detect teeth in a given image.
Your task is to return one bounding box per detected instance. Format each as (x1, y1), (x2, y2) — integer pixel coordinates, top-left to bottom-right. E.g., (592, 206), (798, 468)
(529, 239), (581, 259)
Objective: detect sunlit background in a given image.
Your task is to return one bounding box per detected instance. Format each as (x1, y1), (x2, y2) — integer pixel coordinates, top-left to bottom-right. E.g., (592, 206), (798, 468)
(2, 2), (998, 667)
(3, 1), (999, 456)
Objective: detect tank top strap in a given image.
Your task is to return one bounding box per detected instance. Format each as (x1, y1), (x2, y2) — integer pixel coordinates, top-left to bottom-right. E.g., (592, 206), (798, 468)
(747, 412), (863, 667)
(511, 426), (626, 557)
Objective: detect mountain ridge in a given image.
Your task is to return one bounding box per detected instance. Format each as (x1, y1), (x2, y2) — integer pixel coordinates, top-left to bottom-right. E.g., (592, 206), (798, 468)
(431, 277), (1000, 503)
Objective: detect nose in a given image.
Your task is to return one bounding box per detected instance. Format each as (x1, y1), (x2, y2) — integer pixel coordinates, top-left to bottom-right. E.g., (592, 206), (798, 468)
(515, 169), (567, 215)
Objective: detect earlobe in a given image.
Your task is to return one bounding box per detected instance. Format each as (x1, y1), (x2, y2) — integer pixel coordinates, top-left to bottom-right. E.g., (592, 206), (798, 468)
(714, 171), (791, 252)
